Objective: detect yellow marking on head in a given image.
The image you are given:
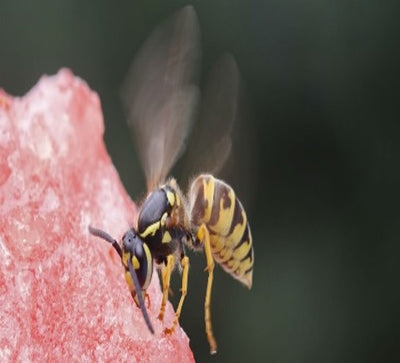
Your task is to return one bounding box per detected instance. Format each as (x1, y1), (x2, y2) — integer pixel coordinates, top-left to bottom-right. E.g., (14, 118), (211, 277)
(232, 240), (252, 260)
(210, 189), (236, 236)
(122, 251), (130, 269)
(143, 243), (153, 289)
(132, 256), (140, 270)
(203, 176), (215, 223)
(140, 221), (160, 238)
(124, 270), (134, 293)
(176, 192), (181, 207)
(162, 231), (172, 244)
(166, 190), (175, 206)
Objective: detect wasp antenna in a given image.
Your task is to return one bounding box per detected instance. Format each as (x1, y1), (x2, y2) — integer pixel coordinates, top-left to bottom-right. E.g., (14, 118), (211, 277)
(88, 225), (123, 258)
(128, 256), (155, 334)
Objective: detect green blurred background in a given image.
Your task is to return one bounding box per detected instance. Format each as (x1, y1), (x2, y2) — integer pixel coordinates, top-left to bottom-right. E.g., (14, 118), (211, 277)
(1, 1), (399, 362)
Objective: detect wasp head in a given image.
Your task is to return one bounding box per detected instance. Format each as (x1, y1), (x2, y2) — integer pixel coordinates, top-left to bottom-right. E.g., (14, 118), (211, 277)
(122, 228), (143, 254)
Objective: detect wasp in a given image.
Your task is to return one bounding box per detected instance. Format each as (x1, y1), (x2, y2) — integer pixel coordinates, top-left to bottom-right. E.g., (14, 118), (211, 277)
(89, 5), (254, 354)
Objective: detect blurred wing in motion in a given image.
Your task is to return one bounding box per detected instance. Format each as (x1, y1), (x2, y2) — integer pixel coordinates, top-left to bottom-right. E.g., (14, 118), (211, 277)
(121, 5), (201, 191)
(183, 53), (240, 181)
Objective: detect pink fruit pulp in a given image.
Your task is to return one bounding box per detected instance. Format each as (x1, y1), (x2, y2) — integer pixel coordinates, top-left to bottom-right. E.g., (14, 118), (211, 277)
(0, 69), (194, 362)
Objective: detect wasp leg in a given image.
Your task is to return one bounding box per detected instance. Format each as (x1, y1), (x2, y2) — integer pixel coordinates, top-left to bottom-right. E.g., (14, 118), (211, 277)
(164, 255), (189, 335)
(158, 254), (174, 321)
(197, 224), (217, 354)
(145, 292), (151, 309)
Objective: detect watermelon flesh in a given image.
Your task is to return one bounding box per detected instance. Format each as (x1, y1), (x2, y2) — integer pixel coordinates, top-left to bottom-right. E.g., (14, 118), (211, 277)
(0, 69), (194, 362)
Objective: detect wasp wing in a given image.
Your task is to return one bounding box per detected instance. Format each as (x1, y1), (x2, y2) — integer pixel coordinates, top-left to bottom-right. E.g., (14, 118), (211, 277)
(121, 6), (201, 191)
(182, 53), (240, 181)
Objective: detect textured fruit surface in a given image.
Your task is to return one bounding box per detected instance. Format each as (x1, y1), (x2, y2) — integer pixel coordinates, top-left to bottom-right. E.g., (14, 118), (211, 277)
(0, 69), (193, 362)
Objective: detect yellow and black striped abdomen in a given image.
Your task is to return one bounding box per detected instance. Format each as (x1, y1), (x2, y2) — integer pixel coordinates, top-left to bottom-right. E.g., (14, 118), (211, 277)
(189, 174), (254, 288)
